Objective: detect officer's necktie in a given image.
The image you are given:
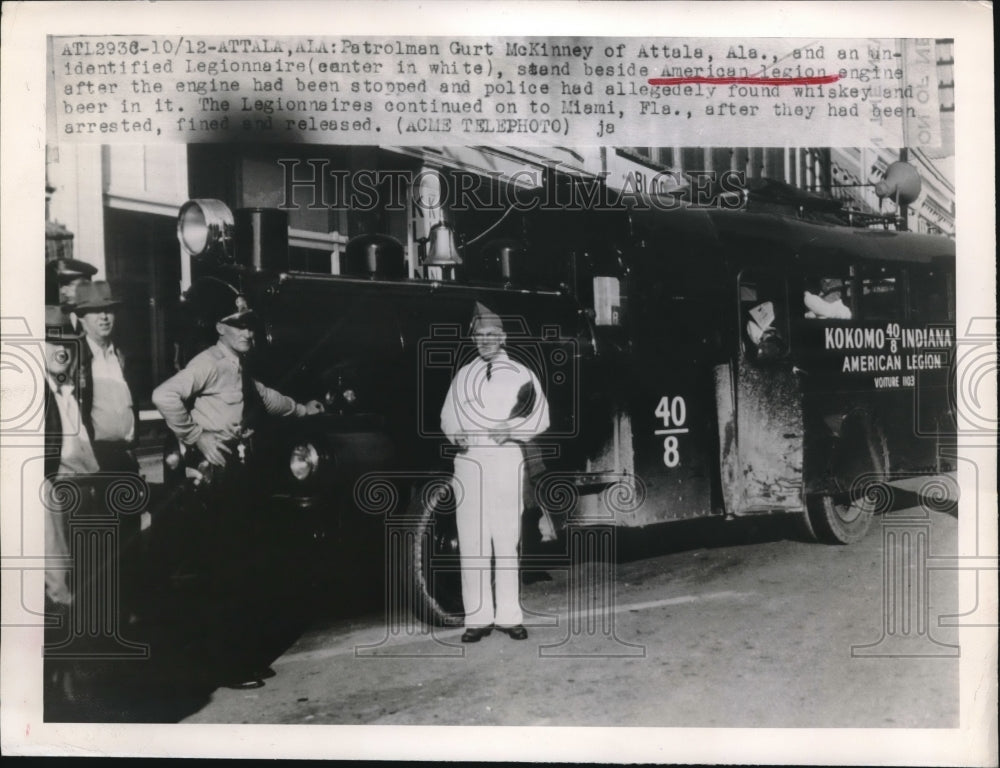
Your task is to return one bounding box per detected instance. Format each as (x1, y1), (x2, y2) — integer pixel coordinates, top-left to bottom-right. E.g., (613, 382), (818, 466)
(240, 363), (263, 429)
(486, 362), (492, 381)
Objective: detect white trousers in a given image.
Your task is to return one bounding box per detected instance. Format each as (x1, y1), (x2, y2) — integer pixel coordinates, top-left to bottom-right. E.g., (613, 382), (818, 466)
(453, 445), (524, 628)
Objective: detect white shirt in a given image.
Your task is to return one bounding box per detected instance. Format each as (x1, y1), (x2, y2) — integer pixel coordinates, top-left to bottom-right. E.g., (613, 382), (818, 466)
(441, 351), (550, 448)
(804, 291), (853, 320)
(86, 337), (135, 442)
(47, 376), (100, 476)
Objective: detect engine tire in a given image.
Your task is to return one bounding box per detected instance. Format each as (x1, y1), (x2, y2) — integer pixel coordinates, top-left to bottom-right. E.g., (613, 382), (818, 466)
(793, 505), (821, 542)
(806, 414), (888, 545)
(407, 481), (464, 628)
(806, 492), (877, 544)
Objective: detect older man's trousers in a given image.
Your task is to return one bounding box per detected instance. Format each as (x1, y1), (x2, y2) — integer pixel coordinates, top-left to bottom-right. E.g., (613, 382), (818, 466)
(453, 444), (525, 629)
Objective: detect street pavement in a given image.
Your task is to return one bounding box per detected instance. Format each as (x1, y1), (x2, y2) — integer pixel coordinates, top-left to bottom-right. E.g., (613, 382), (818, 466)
(182, 488), (959, 728)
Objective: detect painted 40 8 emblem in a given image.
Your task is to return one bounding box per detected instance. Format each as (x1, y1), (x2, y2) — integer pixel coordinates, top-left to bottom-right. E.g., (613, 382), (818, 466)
(654, 395), (688, 468)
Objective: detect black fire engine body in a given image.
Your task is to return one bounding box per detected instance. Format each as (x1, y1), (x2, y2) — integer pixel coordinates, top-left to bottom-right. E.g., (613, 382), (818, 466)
(166, 187), (956, 625)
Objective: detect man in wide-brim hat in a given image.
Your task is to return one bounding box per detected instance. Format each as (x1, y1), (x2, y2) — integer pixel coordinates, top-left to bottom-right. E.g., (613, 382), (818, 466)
(68, 280), (148, 630)
(69, 281), (137, 473)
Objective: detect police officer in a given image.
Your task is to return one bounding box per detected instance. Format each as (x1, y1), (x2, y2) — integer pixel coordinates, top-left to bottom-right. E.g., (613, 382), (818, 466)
(45, 258), (98, 322)
(440, 302), (550, 642)
(152, 287), (323, 688)
(152, 291), (324, 468)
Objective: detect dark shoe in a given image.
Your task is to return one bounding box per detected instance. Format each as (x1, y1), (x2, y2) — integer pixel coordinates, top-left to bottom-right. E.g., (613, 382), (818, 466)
(497, 624), (528, 640)
(460, 625), (493, 643)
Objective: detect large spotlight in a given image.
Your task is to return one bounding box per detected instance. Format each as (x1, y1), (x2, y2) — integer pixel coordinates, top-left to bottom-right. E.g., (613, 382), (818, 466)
(177, 199), (235, 261)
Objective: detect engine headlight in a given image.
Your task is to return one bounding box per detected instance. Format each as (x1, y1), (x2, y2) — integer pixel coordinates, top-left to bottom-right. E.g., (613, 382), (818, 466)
(290, 443), (320, 481)
(341, 388), (357, 405)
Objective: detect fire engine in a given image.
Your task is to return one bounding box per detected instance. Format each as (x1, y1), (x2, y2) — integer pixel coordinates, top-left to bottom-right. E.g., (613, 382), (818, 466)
(166, 162), (956, 627)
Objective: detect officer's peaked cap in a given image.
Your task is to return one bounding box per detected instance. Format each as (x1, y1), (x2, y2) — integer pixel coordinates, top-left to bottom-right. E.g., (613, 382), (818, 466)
(218, 292), (256, 328)
(47, 258), (98, 282)
(187, 276), (256, 328)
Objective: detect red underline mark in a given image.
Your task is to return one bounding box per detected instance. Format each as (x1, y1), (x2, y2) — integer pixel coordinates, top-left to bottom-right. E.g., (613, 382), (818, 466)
(648, 74), (841, 87)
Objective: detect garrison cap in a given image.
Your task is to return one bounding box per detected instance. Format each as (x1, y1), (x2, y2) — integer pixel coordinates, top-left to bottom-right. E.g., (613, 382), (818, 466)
(820, 278), (845, 295)
(470, 301), (503, 333)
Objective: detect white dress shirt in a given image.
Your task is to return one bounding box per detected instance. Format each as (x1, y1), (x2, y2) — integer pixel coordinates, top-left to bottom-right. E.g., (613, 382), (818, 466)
(440, 351), (550, 448)
(86, 337), (135, 443)
(47, 376), (100, 476)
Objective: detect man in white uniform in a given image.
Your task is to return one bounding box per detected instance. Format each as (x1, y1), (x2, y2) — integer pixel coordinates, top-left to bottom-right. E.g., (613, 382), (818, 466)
(804, 277), (853, 320)
(440, 302), (550, 642)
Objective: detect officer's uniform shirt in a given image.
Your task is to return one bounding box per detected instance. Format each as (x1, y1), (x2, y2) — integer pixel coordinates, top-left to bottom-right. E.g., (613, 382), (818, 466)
(441, 349), (549, 629)
(153, 340), (308, 446)
(86, 337), (135, 443)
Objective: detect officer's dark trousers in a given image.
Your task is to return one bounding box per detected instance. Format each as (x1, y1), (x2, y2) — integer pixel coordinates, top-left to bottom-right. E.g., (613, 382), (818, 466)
(150, 458), (281, 685)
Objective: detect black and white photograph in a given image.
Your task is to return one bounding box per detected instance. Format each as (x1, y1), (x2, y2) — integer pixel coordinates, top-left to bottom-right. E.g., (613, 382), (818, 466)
(1, 2), (995, 763)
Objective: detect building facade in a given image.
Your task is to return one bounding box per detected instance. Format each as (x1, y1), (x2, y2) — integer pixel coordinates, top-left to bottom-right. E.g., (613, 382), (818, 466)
(43, 137), (957, 411)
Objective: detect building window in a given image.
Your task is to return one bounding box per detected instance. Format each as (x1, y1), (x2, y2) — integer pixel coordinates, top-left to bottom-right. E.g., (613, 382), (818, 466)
(908, 266), (953, 322)
(286, 229), (348, 274)
(739, 269), (790, 362)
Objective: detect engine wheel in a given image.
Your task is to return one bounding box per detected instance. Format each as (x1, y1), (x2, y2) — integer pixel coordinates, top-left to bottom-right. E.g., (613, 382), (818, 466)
(806, 492), (877, 544)
(407, 481), (464, 627)
(805, 414), (889, 545)
(793, 503), (821, 542)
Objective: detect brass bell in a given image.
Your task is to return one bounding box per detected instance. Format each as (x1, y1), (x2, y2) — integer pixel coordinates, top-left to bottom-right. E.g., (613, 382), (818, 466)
(421, 222), (463, 281)
(423, 222), (463, 267)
